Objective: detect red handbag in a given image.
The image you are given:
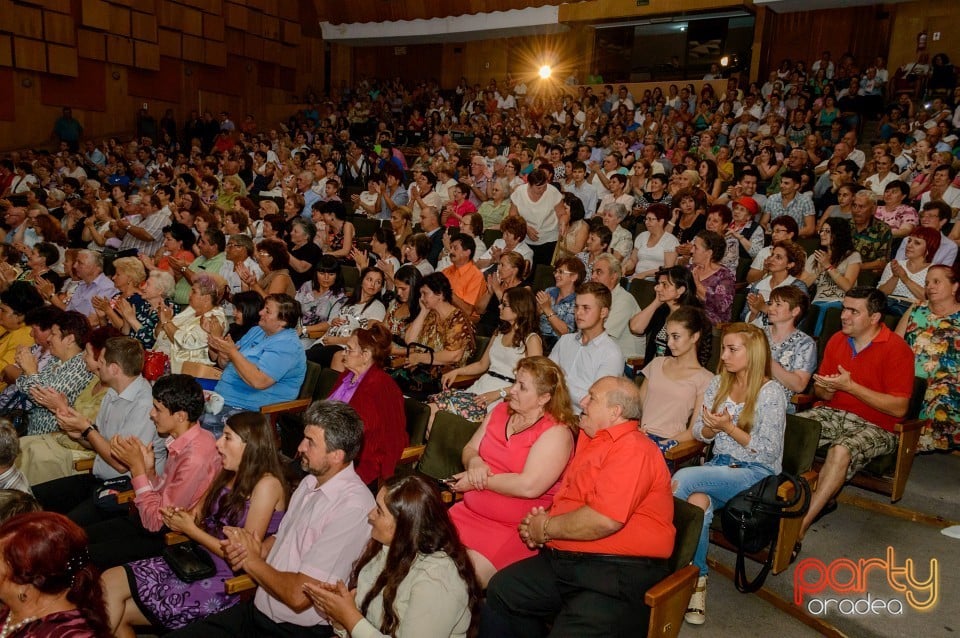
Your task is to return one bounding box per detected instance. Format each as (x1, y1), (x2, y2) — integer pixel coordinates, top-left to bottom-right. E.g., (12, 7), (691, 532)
(142, 350), (170, 381)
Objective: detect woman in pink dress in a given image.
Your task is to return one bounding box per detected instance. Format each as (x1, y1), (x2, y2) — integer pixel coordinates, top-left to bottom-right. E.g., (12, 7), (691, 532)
(447, 356), (576, 587)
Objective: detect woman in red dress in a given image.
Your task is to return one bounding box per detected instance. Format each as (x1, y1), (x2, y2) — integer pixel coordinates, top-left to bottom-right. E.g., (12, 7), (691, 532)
(448, 356), (576, 587)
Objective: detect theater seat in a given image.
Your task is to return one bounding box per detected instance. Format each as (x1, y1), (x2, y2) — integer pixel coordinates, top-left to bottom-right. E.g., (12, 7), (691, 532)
(644, 498), (704, 638)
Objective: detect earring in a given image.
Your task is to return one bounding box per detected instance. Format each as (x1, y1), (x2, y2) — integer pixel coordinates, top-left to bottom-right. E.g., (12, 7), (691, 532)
(18, 590), (26, 602)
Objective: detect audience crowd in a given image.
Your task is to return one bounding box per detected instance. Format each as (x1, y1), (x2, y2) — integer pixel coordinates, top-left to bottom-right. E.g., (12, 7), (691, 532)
(0, 46), (956, 636)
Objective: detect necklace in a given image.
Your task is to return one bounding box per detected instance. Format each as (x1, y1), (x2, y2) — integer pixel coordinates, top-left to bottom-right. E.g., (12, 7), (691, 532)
(0, 614), (37, 638)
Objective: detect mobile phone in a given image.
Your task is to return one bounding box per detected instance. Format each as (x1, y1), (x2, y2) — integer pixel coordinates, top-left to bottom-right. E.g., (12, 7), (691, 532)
(441, 477), (458, 486)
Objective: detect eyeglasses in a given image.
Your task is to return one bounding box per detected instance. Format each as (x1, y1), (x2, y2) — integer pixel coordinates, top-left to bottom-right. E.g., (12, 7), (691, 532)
(554, 270), (574, 276)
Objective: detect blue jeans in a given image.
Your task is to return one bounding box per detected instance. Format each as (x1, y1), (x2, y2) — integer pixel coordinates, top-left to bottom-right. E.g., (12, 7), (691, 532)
(672, 454), (774, 576)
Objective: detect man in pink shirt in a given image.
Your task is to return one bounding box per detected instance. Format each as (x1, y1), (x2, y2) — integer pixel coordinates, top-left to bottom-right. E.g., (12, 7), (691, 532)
(85, 374), (221, 568)
(169, 400), (374, 638)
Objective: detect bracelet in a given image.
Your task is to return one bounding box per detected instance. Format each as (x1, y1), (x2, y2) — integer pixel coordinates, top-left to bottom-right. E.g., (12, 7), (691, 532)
(545, 312), (557, 319)
(541, 516), (552, 543)
(318, 336), (326, 346)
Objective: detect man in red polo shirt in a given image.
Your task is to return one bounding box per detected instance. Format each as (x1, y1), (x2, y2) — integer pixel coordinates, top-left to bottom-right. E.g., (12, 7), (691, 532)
(797, 287), (914, 538)
(481, 376), (675, 637)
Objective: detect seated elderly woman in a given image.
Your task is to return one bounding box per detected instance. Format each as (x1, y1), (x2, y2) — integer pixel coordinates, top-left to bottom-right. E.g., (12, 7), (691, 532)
(535, 256), (586, 352)
(446, 356), (576, 587)
(92, 256), (158, 348)
(153, 272), (228, 373)
(204, 293), (307, 437)
(326, 323), (408, 487)
(896, 264), (960, 451)
(0, 511), (111, 636)
(639, 306), (714, 451)
(393, 272), (475, 399)
(879, 226), (939, 317)
(13, 310), (93, 436)
(688, 230), (736, 325)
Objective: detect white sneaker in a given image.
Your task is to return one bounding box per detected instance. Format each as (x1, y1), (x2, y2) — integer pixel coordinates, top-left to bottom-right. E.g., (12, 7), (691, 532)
(685, 576), (707, 625)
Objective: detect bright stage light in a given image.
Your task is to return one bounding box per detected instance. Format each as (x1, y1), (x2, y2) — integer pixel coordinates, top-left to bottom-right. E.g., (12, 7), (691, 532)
(538, 65), (552, 79)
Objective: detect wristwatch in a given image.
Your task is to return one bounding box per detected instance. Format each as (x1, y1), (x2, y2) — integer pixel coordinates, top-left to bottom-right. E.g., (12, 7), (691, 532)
(499, 388), (508, 399)
(81, 423), (99, 441)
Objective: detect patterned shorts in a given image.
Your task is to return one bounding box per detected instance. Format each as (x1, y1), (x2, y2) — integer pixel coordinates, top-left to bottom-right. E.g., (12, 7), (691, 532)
(798, 406), (898, 479)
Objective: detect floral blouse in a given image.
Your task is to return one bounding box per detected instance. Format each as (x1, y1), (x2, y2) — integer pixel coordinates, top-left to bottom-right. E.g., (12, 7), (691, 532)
(296, 285), (346, 327)
(538, 287), (577, 339)
(414, 308), (475, 378)
(383, 298), (412, 345)
(119, 292), (159, 349)
(692, 265), (736, 325)
(694, 376), (787, 473)
(16, 353), (93, 435)
(764, 327), (818, 412)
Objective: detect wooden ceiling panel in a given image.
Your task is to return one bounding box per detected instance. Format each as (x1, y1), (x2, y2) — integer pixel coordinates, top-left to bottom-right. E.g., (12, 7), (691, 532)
(312, 0), (567, 25)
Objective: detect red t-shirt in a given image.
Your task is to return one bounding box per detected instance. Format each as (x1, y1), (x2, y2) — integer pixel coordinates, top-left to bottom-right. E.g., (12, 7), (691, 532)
(818, 324), (915, 432)
(549, 420), (675, 558)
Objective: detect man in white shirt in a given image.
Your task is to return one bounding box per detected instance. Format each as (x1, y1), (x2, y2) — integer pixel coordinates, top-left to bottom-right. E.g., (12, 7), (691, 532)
(591, 255), (643, 361)
(549, 282), (624, 411)
(564, 161), (598, 218)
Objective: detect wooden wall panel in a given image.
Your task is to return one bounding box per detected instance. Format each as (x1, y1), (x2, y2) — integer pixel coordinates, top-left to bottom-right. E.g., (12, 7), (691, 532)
(108, 5), (131, 37)
(43, 11), (75, 45)
(36, 0), (72, 13)
(128, 56), (183, 102)
(180, 7), (204, 37)
(47, 42), (78, 75)
(131, 12), (158, 41)
(76, 28), (106, 60)
(280, 20), (300, 46)
(13, 37), (47, 72)
(181, 34), (204, 62)
(106, 34), (134, 66)
(316, 0), (567, 25)
(158, 28), (181, 57)
(0, 68), (14, 121)
(203, 14), (225, 41)
(11, 4), (44, 39)
(0, 34), (12, 67)
(204, 40), (227, 66)
(80, 0), (112, 31)
(758, 6), (890, 81)
(223, 2), (249, 30)
(888, 0), (960, 76)
(135, 40), (160, 70)
(40, 59), (106, 110)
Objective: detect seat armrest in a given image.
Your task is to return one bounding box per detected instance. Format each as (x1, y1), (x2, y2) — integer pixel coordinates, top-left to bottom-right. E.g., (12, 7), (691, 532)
(117, 490), (135, 504)
(400, 445), (426, 463)
(664, 440), (705, 464)
(260, 398), (312, 416)
(450, 373), (482, 389)
(791, 393), (815, 412)
(224, 574), (256, 595)
(645, 564), (699, 606)
(74, 457), (94, 473)
(895, 418), (925, 433)
(165, 532), (189, 545)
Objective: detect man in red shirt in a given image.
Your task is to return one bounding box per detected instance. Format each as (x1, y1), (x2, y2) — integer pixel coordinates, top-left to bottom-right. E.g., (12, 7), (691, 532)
(482, 376), (675, 637)
(797, 287), (914, 538)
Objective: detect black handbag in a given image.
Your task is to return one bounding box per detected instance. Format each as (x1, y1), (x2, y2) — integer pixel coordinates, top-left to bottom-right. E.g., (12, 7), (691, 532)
(387, 342), (440, 400)
(161, 541), (216, 583)
(721, 472), (810, 593)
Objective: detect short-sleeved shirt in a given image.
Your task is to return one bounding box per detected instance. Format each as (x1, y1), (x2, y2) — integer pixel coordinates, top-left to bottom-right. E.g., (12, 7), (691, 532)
(549, 331), (624, 411)
(538, 287), (577, 338)
(817, 324), (915, 432)
(548, 420), (675, 558)
(443, 261), (487, 307)
(850, 219), (892, 266)
(215, 326), (307, 410)
(764, 327), (818, 410)
(512, 183), (563, 245)
(257, 466), (374, 626)
(763, 192), (814, 228)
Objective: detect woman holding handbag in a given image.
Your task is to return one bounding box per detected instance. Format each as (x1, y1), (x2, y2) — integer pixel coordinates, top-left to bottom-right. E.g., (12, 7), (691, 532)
(102, 411), (287, 636)
(671, 322), (786, 626)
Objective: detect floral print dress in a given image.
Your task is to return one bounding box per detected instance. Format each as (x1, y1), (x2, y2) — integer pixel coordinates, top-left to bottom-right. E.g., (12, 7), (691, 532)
(904, 304), (960, 451)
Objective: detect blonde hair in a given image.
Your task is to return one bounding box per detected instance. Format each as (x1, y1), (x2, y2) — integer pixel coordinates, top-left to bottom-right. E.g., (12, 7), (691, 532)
(111, 257), (146, 286)
(712, 323), (771, 434)
(513, 356), (578, 431)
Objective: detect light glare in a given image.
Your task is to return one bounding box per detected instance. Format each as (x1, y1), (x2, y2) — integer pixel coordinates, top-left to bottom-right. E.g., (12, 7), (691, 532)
(538, 65), (552, 79)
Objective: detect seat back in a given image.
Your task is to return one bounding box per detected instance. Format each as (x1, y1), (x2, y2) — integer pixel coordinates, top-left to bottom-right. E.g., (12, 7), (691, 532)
(341, 265), (360, 294)
(470, 334), (491, 366)
(628, 278), (657, 309)
(482, 228), (503, 247)
(405, 398), (431, 446)
(299, 362), (323, 400)
(669, 498), (705, 573)
(816, 306), (843, 362)
(532, 263), (555, 292)
(315, 367), (342, 401)
(417, 412), (482, 479)
(783, 414), (823, 475)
